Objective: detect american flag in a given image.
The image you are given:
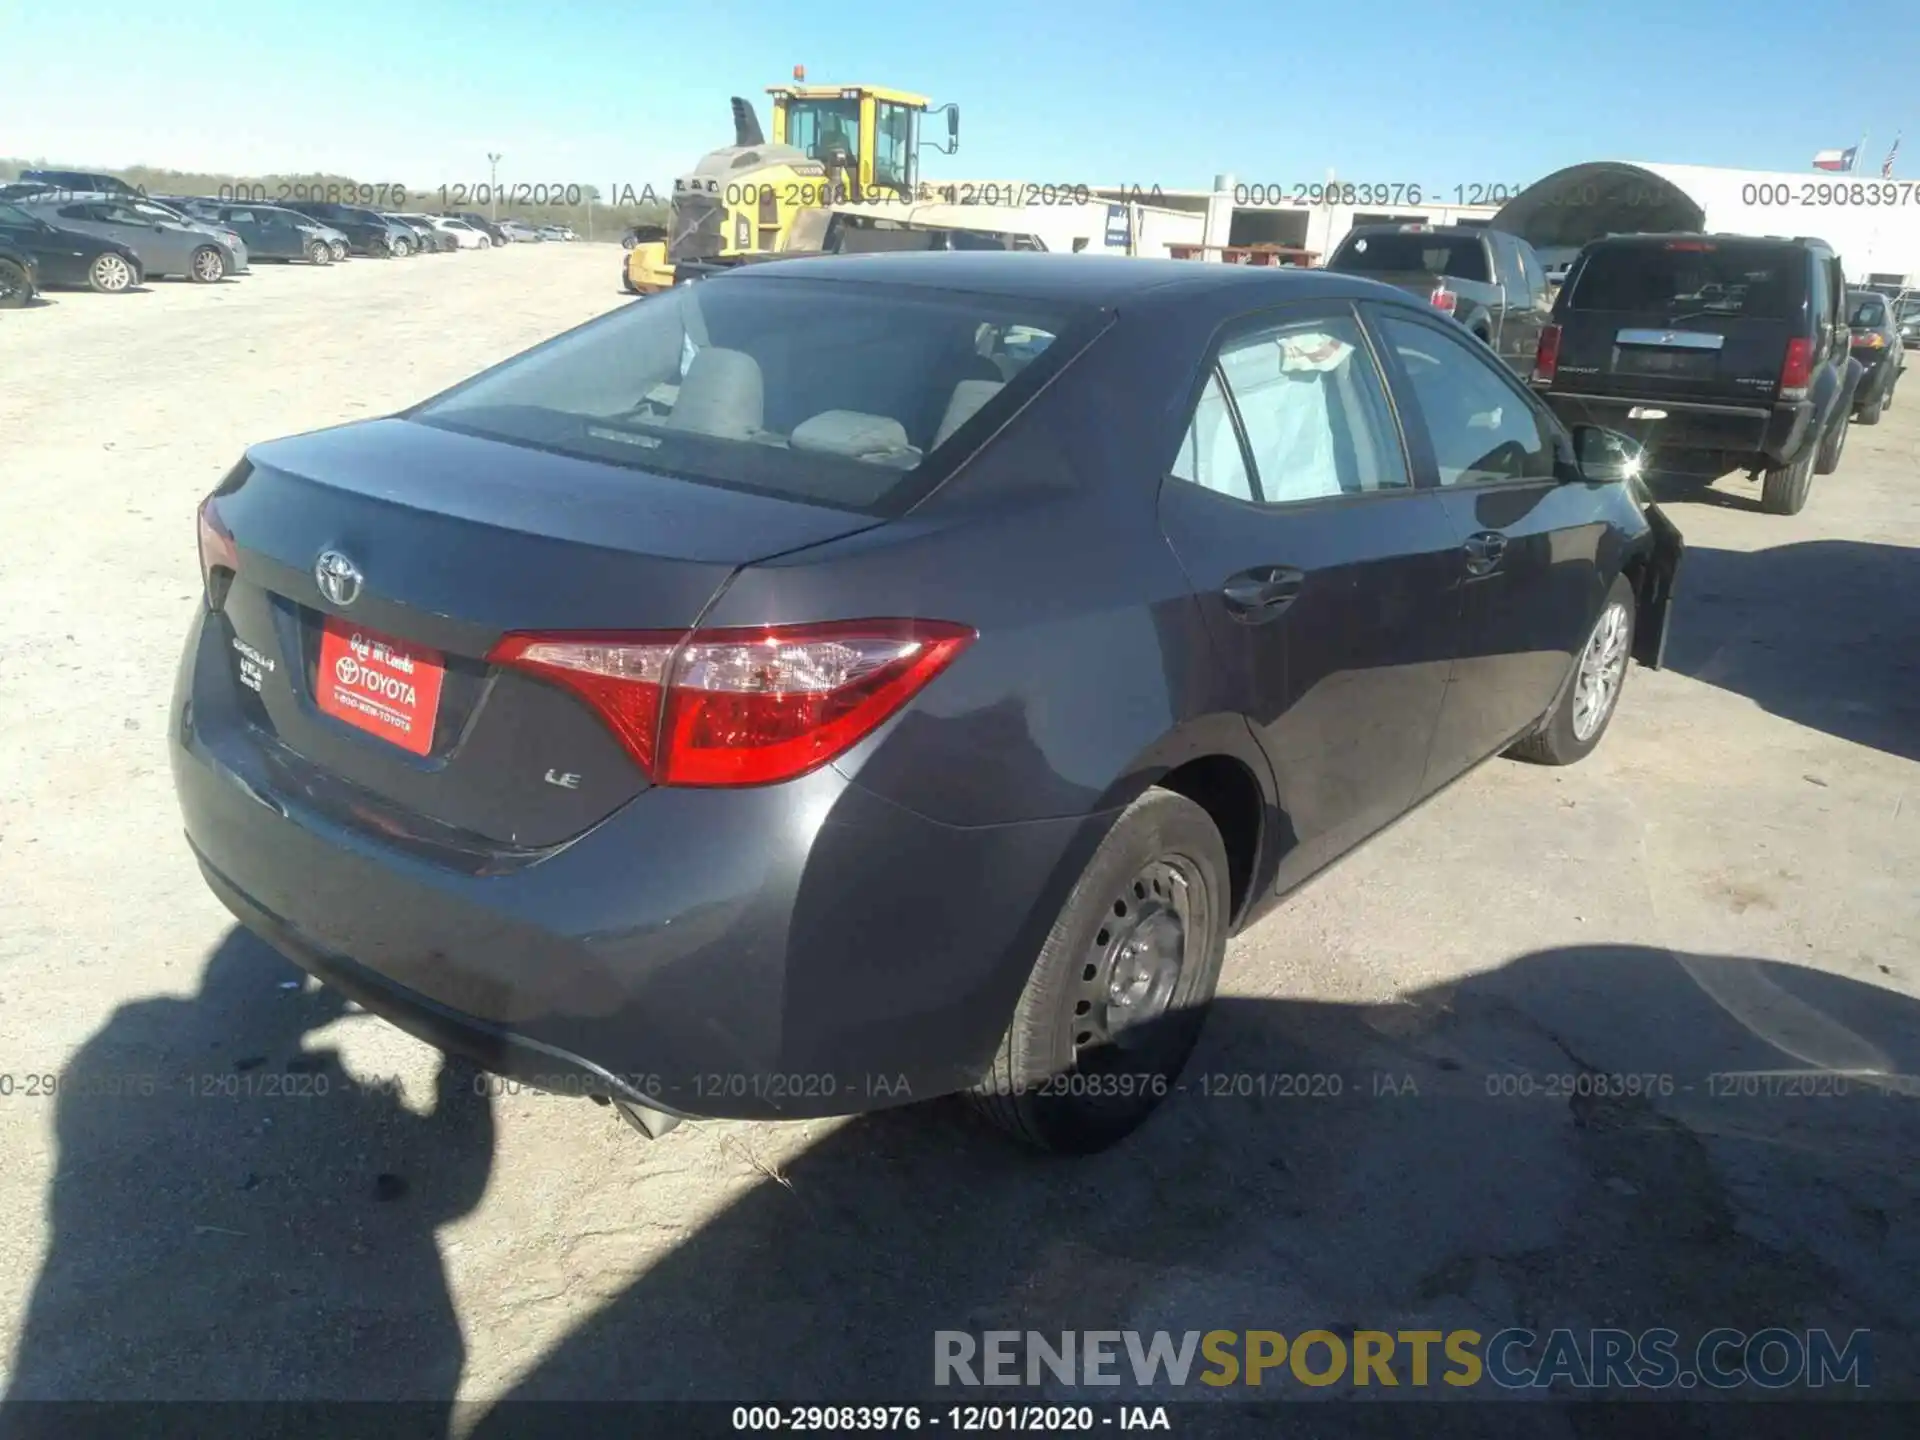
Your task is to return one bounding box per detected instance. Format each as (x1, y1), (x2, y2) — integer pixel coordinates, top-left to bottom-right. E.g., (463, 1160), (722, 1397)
(1884, 134), (1902, 178)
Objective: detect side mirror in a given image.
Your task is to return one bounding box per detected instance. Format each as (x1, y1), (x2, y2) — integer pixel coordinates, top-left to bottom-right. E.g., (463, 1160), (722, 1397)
(1572, 425), (1646, 483)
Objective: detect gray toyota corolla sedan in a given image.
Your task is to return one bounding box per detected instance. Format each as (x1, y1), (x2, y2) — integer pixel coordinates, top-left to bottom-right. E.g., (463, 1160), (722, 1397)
(172, 253), (1683, 1153)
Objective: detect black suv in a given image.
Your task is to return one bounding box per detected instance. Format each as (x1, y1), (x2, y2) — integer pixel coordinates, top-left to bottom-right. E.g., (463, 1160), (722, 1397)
(1531, 233), (1861, 516)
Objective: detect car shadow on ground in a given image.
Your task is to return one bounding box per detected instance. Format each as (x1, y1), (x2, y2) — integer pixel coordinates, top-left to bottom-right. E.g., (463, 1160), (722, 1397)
(2, 928), (493, 1425)
(6, 934), (1916, 1433)
(1659, 536), (1920, 762)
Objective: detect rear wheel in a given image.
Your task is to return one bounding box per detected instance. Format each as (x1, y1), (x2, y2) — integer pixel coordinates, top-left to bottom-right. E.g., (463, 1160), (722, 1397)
(306, 239), (331, 265)
(1815, 410), (1849, 472)
(188, 246), (226, 283)
(88, 252), (136, 293)
(1857, 391), (1883, 426)
(970, 787), (1230, 1154)
(0, 257), (30, 308)
(1508, 575), (1635, 767)
(1760, 441), (1815, 515)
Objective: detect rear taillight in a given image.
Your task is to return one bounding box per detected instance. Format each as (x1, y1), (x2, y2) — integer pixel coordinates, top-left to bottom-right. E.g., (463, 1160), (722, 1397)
(1532, 323), (1562, 384)
(197, 496), (238, 605)
(1429, 281), (1457, 314)
(487, 619), (975, 787)
(1779, 336), (1814, 398)
(1854, 331), (1886, 349)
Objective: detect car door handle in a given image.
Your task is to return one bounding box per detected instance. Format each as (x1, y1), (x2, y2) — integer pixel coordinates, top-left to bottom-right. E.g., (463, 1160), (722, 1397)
(1221, 566), (1305, 622)
(1462, 530), (1508, 576)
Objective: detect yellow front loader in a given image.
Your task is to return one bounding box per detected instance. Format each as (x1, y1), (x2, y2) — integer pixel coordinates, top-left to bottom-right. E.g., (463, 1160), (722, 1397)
(623, 68), (960, 294)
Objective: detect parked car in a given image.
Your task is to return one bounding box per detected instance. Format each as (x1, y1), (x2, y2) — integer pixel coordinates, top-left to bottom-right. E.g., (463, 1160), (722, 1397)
(450, 211), (509, 245)
(179, 203), (338, 265)
(536, 224), (576, 242)
(417, 215), (489, 250)
(0, 238), (38, 308)
(16, 196), (237, 282)
(0, 200), (145, 292)
(1324, 223), (1552, 378)
(497, 219), (542, 242)
(385, 214), (449, 253)
(1533, 232), (1861, 516)
(402, 214), (473, 251)
(281, 202), (398, 258)
(1844, 289), (1903, 424)
(1896, 296), (1920, 349)
(116, 197), (252, 274)
(172, 254), (1683, 1155)
(18, 168), (145, 198)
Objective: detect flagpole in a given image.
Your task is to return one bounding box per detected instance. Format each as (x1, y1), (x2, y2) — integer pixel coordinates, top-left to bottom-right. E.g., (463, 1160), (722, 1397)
(1856, 132), (1868, 172)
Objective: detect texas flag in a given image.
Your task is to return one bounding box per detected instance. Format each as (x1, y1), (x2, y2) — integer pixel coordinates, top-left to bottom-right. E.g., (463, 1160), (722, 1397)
(1812, 146), (1859, 172)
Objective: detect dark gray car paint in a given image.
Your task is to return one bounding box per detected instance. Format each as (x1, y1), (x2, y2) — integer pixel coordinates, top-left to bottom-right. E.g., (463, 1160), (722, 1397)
(172, 254), (1677, 1121)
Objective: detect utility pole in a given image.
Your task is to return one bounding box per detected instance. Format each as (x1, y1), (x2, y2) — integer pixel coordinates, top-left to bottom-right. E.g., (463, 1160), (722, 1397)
(488, 153), (503, 222)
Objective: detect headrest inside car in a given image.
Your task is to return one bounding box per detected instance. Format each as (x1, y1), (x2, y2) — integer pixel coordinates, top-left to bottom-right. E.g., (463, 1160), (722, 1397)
(791, 411), (919, 464)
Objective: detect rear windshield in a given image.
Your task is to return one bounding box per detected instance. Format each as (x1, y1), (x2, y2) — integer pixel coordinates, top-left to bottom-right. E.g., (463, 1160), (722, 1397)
(1566, 244), (1801, 319)
(1849, 295), (1887, 327)
(411, 275), (1098, 516)
(1334, 233), (1490, 282)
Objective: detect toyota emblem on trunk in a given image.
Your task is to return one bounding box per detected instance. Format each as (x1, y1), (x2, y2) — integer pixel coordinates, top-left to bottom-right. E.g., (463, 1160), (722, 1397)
(315, 550), (364, 607)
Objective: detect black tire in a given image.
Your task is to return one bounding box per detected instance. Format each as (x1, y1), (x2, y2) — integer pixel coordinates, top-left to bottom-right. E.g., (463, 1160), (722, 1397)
(970, 787), (1230, 1154)
(1508, 574), (1635, 767)
(305, 239), (331, 265)
(88, 251), (136, 293)
(392, 236), (413, 257)
(188, 245), (226, 283)
(1815, 410), (1849, 472)
(0, 257), (30, 308)
(329, 240), (348, 262)
(1760, 441), (1815, 515)
(1857, 392), (1882, 426)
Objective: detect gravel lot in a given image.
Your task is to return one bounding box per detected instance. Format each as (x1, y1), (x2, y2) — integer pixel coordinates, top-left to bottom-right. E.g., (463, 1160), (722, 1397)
(1, 244), (1916, 1422)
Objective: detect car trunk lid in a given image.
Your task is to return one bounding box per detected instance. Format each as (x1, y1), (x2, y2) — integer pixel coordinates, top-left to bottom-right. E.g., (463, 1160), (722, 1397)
(202, 417), (881, 852)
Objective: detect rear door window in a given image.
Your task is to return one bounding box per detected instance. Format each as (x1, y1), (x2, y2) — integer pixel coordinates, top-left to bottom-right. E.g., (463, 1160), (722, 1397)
(1212, 315), (1411, 503)
(1566, 243), (1801, 320)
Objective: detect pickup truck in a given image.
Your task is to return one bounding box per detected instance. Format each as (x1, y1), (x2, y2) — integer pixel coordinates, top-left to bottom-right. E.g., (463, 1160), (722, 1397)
(1324, 223), (1553, 378)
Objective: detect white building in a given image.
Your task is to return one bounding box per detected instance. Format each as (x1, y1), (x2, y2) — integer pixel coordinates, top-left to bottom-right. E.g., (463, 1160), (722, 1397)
(1491, 161), (1920, 285)
(1091, 176), (1502, 261)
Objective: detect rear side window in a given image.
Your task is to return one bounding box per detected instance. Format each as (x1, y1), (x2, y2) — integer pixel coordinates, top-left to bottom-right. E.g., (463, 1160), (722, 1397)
(1566, 243), (1801, 320)
(1172, 314), (1409, 505)
(1335, 233), (1491, 283)
(413, 276), (1098, 515)
(1850, 295), (1886, 326)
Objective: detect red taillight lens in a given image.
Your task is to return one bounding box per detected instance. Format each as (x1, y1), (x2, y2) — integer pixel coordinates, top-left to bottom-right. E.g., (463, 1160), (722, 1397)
(1533, 323), (1562, 384)
(1779, 336), (1814, 395)
(488, 619), (975, 787)
(197, 497), (238, 602)
(1429, 282), (1457, 314)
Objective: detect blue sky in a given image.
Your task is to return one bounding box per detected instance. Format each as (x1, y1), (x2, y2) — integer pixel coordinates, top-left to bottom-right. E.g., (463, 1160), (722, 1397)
(2, 0), (1916, 192)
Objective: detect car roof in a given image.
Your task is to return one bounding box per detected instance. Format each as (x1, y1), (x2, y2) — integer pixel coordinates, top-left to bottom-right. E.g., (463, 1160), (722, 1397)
(1584, 231), (1831, 253)
(719, 251), (1401, 307)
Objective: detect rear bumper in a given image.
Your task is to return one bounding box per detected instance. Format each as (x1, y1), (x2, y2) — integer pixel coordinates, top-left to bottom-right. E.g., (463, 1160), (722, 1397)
(170, 607), (1102, 1121)
(1541, 389), (1812, 468)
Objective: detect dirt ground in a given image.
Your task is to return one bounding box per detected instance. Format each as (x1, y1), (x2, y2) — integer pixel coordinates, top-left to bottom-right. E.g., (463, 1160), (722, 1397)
(0, 245), (1916, 1426)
